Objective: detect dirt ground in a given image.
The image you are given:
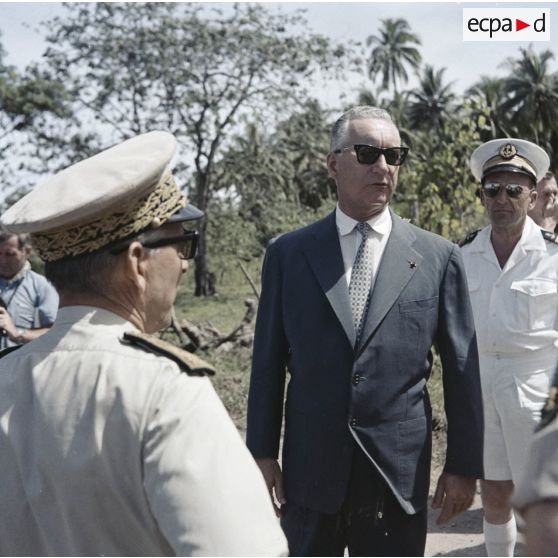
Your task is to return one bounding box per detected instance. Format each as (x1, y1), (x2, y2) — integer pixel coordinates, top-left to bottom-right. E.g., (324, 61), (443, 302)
(425, 433), (525, 557)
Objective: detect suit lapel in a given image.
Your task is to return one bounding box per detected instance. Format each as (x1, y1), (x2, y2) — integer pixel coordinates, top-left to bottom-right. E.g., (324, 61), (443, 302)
(357, 213), (422, 353)
(303, 212), (356, 347)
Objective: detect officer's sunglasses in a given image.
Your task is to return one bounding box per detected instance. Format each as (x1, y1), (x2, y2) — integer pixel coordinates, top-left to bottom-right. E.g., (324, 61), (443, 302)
(110, 230), (199, 260)
(482, 182), (529, 200)
(333, 144), (409, 166)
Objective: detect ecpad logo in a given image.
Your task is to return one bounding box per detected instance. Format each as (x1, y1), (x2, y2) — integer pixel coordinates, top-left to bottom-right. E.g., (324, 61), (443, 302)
(463, 8), (550, 41)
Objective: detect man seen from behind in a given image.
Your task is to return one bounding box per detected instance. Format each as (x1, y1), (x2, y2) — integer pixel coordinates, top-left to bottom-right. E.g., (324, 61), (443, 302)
(0, 131), (287, 557)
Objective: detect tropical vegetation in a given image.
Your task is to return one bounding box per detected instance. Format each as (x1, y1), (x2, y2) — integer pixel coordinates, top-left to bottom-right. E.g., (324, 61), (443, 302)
(1, 5), (558, 426)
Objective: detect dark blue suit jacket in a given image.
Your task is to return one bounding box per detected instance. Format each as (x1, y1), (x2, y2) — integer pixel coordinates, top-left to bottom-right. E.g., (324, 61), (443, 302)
(247, 210), (483, 514)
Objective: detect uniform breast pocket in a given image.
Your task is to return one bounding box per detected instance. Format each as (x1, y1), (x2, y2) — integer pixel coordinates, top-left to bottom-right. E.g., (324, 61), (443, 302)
(510, 278), (558, 330)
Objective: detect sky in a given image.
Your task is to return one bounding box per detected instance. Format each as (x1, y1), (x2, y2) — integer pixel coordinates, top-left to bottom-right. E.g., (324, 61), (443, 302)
(1, 1), (557, 106)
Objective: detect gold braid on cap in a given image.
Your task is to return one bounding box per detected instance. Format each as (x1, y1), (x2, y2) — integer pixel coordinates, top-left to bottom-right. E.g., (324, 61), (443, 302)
(32, 172), (186, 262)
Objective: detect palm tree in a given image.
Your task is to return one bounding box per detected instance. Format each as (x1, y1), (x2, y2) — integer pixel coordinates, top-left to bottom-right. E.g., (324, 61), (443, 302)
(500, 47), (558, 145)
(466, 76), (512, 140)
(407, 65), (455, 132)
(366, 18), (422, 95)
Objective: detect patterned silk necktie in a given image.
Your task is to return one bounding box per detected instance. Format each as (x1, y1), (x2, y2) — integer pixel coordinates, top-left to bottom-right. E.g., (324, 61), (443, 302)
(349, 222), (374, 342)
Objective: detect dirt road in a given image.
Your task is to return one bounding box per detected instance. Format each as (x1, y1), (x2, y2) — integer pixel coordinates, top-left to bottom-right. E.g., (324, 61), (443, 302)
(426, 441), (526, 557)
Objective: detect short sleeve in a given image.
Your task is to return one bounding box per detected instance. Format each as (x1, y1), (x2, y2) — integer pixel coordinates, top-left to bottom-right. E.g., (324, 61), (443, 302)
(35, 275), (59, 327)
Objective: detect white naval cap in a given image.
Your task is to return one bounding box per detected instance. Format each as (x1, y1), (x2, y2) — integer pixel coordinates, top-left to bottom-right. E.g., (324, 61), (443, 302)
(470, 138), (550, 183)
(1, 131), (202, 262)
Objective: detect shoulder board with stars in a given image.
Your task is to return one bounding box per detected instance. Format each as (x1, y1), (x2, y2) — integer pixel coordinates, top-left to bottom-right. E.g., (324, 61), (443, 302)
(121, 331), (215, 377)
(541, 229), (558, 244)
(536, 384), (558, 432)
(457, 230), (481, 247)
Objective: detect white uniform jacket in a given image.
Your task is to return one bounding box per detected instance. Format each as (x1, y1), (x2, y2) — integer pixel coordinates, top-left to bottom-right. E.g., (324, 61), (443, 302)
(460, 216), (558, 357)
(0, 306), (287, 557)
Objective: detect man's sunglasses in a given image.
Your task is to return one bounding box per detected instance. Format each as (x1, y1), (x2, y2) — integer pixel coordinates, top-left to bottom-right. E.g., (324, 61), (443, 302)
(334, 144), (409, 166)
(110, 230), (199, 260)
(482, 182), (530, 200)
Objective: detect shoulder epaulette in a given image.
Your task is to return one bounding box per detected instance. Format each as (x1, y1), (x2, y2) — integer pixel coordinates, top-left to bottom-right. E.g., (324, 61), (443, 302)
(457, 229), (481, 247)
(536, 385), (558, 432)
(121, 331), (215, 377)
(0, 345), (22, 359)
(541, 229), (558, 244)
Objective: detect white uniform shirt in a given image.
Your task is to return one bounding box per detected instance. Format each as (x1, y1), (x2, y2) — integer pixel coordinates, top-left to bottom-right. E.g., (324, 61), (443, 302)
(460, 216), (558, 356)
(0, 306), (287, 557)
(336, 204), (392, 288)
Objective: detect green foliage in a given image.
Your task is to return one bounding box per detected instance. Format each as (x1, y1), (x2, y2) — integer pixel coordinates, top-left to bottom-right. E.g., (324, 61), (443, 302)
(210, 100), (337, 264)
(395, 109), (487, 239)
(0, 31), (69, 197)
(0, 66), (68, 129)
(468, 47), (558, 171)
(466, 76), (512, 140)
(29, 2), (347, 295)
(407, 65), (456, 132)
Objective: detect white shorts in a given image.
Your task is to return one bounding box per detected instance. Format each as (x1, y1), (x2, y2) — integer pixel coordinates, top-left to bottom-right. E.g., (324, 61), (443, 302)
(480, 350), (556, 483)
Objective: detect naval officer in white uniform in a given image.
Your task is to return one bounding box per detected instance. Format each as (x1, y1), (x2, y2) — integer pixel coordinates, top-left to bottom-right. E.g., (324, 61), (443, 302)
(460, 138), (558, 557)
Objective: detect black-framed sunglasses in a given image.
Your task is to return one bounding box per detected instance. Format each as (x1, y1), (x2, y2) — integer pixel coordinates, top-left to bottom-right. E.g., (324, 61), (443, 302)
(110, 230), (199, 260)
(334, 144), (409, 166)
(482, 182), (529, 200)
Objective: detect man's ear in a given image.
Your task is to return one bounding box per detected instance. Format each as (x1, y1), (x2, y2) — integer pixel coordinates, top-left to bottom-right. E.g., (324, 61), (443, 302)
(124, 241), (148, 292)
(528, 189), (538, 211)
(326, 152), (338, 181)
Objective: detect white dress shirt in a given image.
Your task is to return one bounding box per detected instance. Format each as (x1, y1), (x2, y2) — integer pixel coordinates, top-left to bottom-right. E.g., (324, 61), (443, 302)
(336, 204), (393, 289)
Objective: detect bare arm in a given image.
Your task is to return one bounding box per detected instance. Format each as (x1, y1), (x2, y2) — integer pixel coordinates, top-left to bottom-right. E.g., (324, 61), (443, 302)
(0, 308), (51, 343)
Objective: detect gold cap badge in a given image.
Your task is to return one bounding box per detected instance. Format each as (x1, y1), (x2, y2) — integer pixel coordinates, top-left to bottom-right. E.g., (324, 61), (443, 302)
(499, 143), (517, 160)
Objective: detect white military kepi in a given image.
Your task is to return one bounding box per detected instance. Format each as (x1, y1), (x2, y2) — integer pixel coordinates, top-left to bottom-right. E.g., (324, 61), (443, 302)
(1, 131), (202, 262)
(470, 138), (550, 183)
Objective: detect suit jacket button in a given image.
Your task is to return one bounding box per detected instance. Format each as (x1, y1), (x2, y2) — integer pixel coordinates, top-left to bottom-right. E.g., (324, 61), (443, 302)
(352, 373), (361, 386)
(350, 417), (358, 427)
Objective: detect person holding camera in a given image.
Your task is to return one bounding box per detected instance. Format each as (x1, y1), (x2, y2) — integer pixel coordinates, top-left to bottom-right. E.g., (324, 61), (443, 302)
(0, 228), (58, 348)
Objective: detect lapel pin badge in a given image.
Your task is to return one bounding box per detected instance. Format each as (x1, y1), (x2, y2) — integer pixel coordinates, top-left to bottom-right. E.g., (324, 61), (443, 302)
(408, 260), (417, 269)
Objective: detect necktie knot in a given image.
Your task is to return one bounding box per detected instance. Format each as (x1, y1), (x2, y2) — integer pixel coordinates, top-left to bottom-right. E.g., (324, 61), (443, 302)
(356, 222), (371, 238)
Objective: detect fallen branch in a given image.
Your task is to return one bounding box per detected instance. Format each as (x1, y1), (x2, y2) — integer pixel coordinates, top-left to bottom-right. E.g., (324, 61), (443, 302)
(239, 262), (260, 301)
(176, 297), (256, 351)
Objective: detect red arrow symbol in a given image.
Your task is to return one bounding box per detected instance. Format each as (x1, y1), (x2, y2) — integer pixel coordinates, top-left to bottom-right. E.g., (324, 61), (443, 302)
(516, 18), (530, 31)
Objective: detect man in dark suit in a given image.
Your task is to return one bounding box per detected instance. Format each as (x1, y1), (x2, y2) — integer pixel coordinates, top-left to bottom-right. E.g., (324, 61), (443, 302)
(247, 106), (484, 556)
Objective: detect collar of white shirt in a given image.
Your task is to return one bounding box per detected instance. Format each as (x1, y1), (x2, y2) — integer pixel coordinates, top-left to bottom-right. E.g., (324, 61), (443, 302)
(335, 204), (392, 237)
(474, 215), (547, 254)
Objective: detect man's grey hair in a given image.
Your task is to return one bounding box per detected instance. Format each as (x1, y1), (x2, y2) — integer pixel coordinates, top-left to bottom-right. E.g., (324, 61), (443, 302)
(330, 106), (397, 152)
(44, 226), (171, 295)
(540, 170), (556, 183)
(45, 249), (116, 295)
(0, 225), (30, 250)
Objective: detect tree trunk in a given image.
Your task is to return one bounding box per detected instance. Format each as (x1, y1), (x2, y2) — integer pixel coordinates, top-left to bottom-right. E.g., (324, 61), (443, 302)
(193, 171), (215, 297)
